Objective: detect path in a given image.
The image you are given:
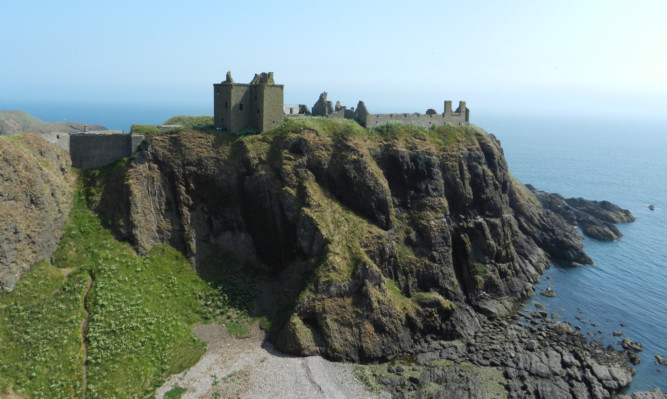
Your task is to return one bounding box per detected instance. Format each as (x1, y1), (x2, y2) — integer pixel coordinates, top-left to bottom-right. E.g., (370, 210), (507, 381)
(79, 272), (94, 399)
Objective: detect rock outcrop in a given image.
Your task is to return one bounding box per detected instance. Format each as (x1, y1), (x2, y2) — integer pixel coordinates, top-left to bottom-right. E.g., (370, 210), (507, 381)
(368, 313), (637, 399)
(91, 121), (596, 362)
(0, 134), (74, 290)
(527, 185), (634, 241)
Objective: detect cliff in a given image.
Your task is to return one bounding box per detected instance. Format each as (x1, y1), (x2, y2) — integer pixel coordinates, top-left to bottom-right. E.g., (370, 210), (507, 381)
(90, 119), (593, 362)
(0, 110), (106, 135)
(0, 134), (75, 290)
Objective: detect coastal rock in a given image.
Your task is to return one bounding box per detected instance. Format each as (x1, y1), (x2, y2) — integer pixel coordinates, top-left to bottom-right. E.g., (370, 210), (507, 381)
(91, 123), (596, 361)
(616, 387), (667, 399)
(622, 338), (645, 352)
(526, 185), (632, 241)
(0, 134), (74, 290)
(656, 354), (666, 366)
(565, 197), (635, 224)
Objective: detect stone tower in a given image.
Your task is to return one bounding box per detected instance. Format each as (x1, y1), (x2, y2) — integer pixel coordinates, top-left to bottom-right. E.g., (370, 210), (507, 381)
(214, 71), (284, 133)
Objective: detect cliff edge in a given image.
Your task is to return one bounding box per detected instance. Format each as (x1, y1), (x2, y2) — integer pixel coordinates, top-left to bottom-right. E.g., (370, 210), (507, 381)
(90, 119), (594, 361)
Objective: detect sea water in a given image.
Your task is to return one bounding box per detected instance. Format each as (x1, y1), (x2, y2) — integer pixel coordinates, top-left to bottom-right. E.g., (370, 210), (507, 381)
(477, 114), (667, 393)
(6, 103), (666, 392)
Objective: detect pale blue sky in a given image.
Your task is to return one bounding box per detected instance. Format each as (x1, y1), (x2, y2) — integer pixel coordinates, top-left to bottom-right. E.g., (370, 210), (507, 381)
(2, 0), (666, 120)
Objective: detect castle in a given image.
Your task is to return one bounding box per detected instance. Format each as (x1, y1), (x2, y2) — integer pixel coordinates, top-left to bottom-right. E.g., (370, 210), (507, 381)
(213, 72), (284, 132)
(214, 72), (470, 133)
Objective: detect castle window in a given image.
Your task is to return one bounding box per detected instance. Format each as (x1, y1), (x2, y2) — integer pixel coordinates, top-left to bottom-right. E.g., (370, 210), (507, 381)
(225, 101), (228, 108)
(257, 110), (260, 114)
(240, 103), (243, 111)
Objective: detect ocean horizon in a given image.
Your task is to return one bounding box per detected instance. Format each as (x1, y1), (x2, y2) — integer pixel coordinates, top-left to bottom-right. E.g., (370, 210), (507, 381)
(3, 102), (665, 393)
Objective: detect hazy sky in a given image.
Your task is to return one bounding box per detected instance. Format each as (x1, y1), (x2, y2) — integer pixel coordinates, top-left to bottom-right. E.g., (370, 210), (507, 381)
(2, 0), (666, 120)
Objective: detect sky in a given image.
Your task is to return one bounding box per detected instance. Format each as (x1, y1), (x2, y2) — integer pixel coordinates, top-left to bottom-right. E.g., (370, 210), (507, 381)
(2, 0), (666, 122)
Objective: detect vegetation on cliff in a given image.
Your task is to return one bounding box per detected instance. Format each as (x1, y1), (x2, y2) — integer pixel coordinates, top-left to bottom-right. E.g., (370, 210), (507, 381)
(0, 179), (239, 399)
(0, 134), (74, 290)
(88, 117), (592, 362)
(0, 117), (640, 398)
(162, 115), (214, 127)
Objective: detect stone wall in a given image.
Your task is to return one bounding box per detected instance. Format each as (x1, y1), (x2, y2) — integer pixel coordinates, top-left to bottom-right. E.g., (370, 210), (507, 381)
(310, 93), (470, 129)
(257, 83), (284, 132)
(40, 131), (71, 151)
(214, 72), (284, 133)
(69, 133), (144, 169)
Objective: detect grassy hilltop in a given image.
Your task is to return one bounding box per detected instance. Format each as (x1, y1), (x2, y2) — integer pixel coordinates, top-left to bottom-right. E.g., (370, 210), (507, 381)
(0, 111), (107, 135)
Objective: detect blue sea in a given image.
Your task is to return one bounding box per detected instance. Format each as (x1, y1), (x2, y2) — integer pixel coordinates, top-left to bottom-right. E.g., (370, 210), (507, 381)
(6, 103), (667, 393)
(477, 114), (667, 393)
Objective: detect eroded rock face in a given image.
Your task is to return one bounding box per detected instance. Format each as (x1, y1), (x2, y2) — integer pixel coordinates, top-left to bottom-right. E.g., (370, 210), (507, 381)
(95, 124), (594, 361)
(0, 134), (74, 290)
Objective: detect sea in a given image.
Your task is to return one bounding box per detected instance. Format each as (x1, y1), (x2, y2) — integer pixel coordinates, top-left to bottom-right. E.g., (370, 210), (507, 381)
(8, 103), (667, 393)
(477, 114), (667, 393)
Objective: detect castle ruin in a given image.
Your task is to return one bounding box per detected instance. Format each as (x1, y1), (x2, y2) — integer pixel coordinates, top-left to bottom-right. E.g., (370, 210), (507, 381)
(213, 72), (284, 133)
(310, 92), (469, 129)
(214, 72), (469, 133)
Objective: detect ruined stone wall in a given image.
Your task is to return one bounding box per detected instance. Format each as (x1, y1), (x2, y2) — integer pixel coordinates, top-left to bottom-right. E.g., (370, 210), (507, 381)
(363, 113), (446, 129)
(214, 84), (254, 132)
(69, 133), (143, 169)
(257, 84), (284, 132)
(40, 131), (70, 151)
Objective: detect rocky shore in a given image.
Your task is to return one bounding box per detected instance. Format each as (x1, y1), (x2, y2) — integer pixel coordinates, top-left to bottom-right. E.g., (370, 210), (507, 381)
(363, 311), (664, 399)
(526, 185), (635, 242)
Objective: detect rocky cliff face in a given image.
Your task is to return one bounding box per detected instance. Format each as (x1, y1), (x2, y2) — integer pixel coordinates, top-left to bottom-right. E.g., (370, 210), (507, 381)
(93, 121), (592, 361)
(0, 134), (74, 290)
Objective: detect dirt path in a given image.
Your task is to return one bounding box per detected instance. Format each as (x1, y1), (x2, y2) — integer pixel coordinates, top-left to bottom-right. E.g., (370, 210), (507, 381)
(79, 273), (94, 399)
(155, 323), (388, 399)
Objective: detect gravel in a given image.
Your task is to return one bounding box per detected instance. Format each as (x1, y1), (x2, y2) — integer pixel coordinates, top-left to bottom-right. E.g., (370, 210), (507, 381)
(155, 323), (388, 399)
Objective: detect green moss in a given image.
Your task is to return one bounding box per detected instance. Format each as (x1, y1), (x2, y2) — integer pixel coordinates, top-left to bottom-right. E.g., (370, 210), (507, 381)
(472, 262), (489, 277)
(385, 280), (413, 310)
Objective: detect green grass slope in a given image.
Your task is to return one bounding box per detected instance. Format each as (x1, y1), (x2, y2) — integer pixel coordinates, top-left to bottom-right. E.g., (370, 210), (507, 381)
(0, 177), (232, 399)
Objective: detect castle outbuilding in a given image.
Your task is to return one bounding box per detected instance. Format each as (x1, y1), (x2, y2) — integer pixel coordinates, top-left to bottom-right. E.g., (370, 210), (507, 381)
(213, 72), (284, 133)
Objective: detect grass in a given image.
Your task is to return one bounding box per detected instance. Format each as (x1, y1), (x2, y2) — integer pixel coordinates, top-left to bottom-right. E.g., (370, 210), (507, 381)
(0, 177), (234, 399)
(162, 115), (214, 127)
(130, 124), (160, 136)
(163, 385), (187, 399)
(370, 121), (479, 149)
